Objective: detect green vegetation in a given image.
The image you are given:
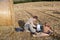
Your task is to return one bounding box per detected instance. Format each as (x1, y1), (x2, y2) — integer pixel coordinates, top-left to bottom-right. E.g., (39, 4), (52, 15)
(13, 0), (60, 4)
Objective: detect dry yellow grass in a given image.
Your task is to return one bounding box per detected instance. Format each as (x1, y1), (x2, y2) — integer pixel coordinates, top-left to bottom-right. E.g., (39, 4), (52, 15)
(14, 2), (60, 32)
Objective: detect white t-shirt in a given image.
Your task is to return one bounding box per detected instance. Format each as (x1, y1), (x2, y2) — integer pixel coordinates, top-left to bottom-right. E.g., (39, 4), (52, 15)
(25, 18), (36, 27)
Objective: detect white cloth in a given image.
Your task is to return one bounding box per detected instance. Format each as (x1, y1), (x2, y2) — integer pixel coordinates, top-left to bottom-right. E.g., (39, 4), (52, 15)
(37, 24), (41, 31)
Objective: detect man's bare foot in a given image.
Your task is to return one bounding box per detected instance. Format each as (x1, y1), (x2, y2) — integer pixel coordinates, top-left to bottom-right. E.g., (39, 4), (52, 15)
(33, 32), (49, 37)
(33, 34), (37, 37)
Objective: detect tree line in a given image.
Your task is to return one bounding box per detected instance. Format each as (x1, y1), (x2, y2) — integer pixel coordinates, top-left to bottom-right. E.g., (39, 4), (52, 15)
(13, 0), (60, 4)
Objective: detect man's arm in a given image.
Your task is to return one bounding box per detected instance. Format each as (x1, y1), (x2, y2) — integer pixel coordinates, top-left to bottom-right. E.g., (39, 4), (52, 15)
(30, 21), (36, 27)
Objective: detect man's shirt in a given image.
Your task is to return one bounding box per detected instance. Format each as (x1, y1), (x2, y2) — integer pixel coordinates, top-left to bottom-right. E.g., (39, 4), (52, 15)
(25, 18), (36, 27)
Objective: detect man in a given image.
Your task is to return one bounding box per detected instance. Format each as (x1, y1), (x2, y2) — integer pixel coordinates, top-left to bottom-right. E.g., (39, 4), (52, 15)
(24, 16), (38, 34)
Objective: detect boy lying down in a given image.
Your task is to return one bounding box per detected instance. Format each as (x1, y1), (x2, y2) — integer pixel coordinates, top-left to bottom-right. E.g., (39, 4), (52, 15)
(33, 22), (53, 37)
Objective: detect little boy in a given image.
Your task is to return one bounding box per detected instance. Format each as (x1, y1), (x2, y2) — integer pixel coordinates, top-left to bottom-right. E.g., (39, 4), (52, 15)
(43, 22), (53, 34)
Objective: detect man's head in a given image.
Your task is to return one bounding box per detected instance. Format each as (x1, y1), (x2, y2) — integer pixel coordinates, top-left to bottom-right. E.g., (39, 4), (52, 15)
(33, 16), (38, 22)
(33, 16), (38, 19)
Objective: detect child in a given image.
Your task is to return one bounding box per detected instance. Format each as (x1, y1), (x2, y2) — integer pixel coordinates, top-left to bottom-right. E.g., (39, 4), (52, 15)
(43, 22), (53, 35)
(33, 22), (53, 37)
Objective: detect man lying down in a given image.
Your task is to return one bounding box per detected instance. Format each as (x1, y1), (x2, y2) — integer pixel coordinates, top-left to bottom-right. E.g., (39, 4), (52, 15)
(24, 16), (53, 37)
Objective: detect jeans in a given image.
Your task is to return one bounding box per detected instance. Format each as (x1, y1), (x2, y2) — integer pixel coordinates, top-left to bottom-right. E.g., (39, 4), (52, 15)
(15, 27), (24, 32)
(24, 24), (36, 33)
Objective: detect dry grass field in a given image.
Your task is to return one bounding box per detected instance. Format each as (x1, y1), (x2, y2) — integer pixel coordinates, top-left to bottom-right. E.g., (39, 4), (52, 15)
(0, 2), (60, 40)
(14, 2), (60, 33)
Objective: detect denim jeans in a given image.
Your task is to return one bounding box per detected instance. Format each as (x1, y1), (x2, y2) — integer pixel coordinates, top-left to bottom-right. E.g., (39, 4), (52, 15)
(24, 24), (36, 33)
(15, 27), (24, 32)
